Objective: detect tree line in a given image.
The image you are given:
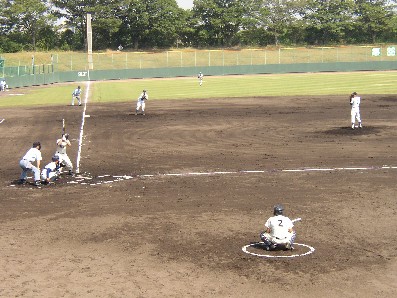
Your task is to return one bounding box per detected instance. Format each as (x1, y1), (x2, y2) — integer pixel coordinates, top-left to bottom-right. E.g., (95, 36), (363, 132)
(1, 0), (397, 53)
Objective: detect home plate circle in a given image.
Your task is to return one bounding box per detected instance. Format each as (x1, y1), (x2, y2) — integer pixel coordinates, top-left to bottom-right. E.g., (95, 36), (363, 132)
(242, 242), (315, 258)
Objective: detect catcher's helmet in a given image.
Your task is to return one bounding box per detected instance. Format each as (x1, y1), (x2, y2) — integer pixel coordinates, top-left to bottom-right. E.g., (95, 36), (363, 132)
(33, 141), (41, 150)
(273, 204), (284, 215)
(52, 155), (60, 162)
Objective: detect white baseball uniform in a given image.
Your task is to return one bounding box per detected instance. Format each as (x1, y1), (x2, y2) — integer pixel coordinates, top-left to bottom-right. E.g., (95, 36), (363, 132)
(198, 72), (203, 86)
(41, 161), (60, 182)
(19, 147), (42, 181)
(262, 215), (295, 245)
(72, 87), (82, 106)
(350, 95), (362, 128)
(136, 91), (148, 114)
(55, 137), (73, 173)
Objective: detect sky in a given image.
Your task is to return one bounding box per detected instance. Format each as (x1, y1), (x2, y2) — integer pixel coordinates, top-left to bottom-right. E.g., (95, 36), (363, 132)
(176, 0), (194, 10)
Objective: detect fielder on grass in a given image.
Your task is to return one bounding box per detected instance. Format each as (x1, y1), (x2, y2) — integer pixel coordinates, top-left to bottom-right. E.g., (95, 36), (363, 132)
(72, 86), (82, 106)
(198, 72), (204, 86)
(260, 204), (296, 251)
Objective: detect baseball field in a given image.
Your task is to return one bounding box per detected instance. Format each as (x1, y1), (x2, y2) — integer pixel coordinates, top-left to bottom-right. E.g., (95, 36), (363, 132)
(0, 72), (396, 297)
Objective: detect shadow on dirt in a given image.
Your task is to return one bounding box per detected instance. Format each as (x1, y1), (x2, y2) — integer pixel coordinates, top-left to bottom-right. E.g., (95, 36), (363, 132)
(322, 126), (383, 136)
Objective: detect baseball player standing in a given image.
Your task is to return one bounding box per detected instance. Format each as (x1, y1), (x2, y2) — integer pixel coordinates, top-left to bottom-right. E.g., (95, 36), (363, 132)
(135, 89), (148, 115)
(350, 92), (362, 129)
(71, 86), (82, 106)
(55, 133), (74, 176)
(198, 72), (204, 86)
(19, 141), (43, 186)
(260, 204), (296, 251)
(41, 155), (61, 184)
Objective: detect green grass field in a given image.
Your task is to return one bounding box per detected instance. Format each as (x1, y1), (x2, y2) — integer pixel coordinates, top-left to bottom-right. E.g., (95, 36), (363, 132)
(0, 71), (396, 108)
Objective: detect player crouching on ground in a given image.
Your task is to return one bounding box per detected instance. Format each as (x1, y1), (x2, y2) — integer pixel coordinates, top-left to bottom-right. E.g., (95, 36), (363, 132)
(18, 141), (43, 186)
(260, 204), (296, 251)
(41, 155), (61, 184)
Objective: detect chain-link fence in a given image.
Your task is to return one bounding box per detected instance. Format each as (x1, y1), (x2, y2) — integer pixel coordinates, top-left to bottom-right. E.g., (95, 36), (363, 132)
(1, 45), (397, 77)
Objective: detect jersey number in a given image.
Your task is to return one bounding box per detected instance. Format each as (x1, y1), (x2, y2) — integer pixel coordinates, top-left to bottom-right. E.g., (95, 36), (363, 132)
(278, 219), (283, 226)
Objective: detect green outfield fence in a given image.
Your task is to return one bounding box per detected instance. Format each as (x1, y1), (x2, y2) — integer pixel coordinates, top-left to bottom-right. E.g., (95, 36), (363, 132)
(1, 45), (397, 88)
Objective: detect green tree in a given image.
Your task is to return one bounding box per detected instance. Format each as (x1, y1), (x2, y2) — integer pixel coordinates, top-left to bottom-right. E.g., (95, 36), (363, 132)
(301, 0), (355, 45)
(192, 0), (249, 47)
(2, 0), (55, 50)
(353, 0), (395, 43)
(117, 0), (185, 49)
(51, 0), (122, 50)
(251, 0), (304, 46)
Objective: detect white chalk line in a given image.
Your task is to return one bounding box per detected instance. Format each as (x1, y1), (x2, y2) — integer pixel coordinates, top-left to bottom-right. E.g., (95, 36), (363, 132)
(0, 118), (5, 124)
(66, 164), (397, 186)
(75, 81), (91, 174)
(242, 242), (315, 258)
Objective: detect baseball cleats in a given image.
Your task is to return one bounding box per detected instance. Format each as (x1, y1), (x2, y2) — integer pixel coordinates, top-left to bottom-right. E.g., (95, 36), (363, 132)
(34, 180), (41, 186)
(265, 243), (277, 251)
(351, 124), (355, 129)
(18, 179), (27, 185)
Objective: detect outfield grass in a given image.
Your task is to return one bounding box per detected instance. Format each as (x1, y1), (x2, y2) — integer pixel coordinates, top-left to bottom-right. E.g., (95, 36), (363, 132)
(0, 71), (396, 108)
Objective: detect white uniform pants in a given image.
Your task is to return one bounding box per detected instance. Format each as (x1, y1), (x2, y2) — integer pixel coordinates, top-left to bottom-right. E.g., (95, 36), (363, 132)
(19, 159), (40, 181)
(351, 108), (361, 125)
(261, 231), (295, 246)
(41, 169), (59, 181)
(136, 100), (146, 112)
(55, 153), (73, 171)
(72, 96), (81, 106)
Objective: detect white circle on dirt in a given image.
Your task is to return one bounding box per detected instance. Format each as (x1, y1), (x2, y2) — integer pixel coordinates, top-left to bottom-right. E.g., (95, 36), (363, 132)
(242, 242), (315, 258)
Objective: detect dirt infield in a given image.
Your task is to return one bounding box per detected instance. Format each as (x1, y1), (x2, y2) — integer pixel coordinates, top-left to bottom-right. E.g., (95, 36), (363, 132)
(0, 92), (396, 297)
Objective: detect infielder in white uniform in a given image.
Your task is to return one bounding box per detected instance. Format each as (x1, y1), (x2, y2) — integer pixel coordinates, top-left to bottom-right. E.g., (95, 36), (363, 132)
(350, 92), (362, 129)
(55, 133), (74, 176)
(198, 72), (203, 86)
(72, 86), (82, 106)
(41, 155), (61, 184)
(19, 141), (43, 186)
(135, 89), (148, 115)
(260, 204), (296, 251)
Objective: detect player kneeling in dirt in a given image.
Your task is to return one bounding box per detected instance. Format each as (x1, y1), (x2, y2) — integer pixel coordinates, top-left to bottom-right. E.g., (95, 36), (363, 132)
(41, 155), (61, 184)
(260, 204), (296, 251)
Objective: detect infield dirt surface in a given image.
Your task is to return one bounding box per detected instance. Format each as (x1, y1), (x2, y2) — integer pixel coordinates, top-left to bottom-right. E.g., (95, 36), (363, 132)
(0, 89), (396, 297)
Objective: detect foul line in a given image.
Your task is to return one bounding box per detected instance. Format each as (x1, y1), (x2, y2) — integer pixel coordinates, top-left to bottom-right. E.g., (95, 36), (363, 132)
(76, 81), (91, 174)
(67, 164), (397, 186)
